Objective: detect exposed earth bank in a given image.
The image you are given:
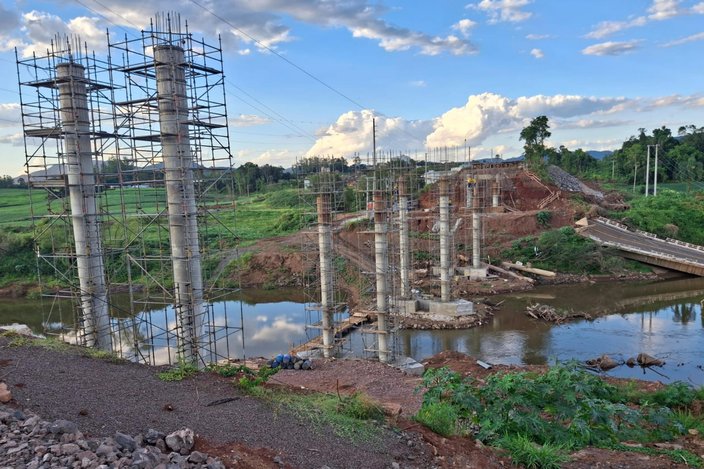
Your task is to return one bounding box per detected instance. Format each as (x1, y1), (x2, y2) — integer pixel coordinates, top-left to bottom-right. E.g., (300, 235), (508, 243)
(1, 336), (702, 468)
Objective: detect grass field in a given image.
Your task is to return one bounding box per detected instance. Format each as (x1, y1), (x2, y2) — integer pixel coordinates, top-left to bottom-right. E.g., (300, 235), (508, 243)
(0, 187), (309, 286)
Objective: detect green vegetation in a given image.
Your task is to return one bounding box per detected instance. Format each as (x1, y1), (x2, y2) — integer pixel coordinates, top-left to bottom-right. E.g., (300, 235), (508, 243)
(157, 360), (200, 382)
(501, 226), (642, 274)
(616, 190), (704, 245)
(415, 363), (704, 468)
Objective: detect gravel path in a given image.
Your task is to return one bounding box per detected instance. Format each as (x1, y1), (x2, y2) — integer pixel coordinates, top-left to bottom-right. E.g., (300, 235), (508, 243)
(0, 336), (434, 468)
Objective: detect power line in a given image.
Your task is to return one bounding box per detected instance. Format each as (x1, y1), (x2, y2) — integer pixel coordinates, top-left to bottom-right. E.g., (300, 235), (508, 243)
(189, 0), (368, 112)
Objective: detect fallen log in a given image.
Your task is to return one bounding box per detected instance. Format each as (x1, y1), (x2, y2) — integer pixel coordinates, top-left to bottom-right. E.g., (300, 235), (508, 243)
(501, 262), (556, 278)
(487, 264), (534, 283)
(525, 303), (591, 324)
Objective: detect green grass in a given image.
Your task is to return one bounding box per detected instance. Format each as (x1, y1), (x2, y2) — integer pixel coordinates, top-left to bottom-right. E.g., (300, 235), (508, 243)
(415, 363), (704, 468)
(157, 360), (199, 381)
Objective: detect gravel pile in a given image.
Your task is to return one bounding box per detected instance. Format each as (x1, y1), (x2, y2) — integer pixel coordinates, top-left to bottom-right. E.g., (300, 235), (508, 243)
(0, 405), (224, 468)
(547, 165), (604, 200)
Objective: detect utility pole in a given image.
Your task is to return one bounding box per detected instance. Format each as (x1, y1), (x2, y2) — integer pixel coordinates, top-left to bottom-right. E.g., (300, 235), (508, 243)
(654, 144), (659, 196)
(633, 162), (638, 193)
(645, 146), (651, 197)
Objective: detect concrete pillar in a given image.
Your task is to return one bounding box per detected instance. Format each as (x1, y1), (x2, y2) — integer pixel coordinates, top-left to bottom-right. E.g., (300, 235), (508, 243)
(438, 177), (451, 302)
(466, 178), (473, 208)
(56, 62), (112, 351)
(374, 191), (390, 363)
(472, 184), (481, 269)
(155, 45), (203, 363)
(492, 177), (500, 208)
(397, 177), (411, 300)
(316, 194), (334, 358)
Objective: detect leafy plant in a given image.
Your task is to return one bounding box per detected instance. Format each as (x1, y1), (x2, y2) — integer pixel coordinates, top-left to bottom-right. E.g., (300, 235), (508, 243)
(415, 362), (700, 468)
(157, 360), (199, 382)
(496, 434), (569, 469)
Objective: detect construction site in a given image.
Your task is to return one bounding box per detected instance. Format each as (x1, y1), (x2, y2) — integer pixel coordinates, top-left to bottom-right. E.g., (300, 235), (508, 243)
(16, 12), (704, 367)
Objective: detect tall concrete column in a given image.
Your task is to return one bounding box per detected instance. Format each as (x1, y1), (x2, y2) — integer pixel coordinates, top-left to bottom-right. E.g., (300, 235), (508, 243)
(472, 184), (481, 269)
(438, 178), (451, 302)
(155, 44), (203, 363)
(492, 177), (500, 208)
(316, 194), (334, 357)
(397, 177), (411, 300)
(374, 191), (390, 362)
(466, 178), (473, 209)
(56, 62), (111, 351)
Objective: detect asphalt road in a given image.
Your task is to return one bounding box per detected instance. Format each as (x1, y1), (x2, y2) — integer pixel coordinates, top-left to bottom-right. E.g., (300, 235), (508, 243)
(584, 221), (704, 267)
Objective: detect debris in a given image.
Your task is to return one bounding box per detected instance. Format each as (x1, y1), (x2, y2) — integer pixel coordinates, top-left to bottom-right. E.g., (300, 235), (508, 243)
(525, 303), (591, 324)
(636, 353), (665, 367)
(205, 397), (240, 407)
(476, 360), (492, 370)
(585, 354), (619, 371)
(269, 354), (313, 371)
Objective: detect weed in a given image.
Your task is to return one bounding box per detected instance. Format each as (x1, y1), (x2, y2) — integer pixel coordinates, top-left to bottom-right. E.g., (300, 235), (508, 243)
(415, 362), (700, 467)
(496, 434), (569, 469)
(336, 392), (385, 421)
(414, 401), (459, 437)
(608, 443), (703, 468)
(157, 360), (199, 382)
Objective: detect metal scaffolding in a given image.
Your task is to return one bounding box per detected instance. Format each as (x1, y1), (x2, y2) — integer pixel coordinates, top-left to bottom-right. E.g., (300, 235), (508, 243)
(17, 15), (242, 366)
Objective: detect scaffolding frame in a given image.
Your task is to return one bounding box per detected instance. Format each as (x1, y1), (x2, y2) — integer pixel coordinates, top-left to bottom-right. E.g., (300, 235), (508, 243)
(17, 15), (243, 366)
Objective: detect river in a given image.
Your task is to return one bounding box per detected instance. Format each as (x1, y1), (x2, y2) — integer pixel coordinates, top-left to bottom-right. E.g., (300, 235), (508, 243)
(1, 277), (703, 385)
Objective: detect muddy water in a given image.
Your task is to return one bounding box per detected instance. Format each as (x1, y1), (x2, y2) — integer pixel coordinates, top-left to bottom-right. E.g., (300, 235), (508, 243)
(397, 276), (704, 385)
(2, 278), (704, 384)
(0, 289), (312, 364)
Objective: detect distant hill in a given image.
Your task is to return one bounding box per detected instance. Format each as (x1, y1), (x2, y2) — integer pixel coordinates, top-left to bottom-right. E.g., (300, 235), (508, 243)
(587, 150), (613, 160)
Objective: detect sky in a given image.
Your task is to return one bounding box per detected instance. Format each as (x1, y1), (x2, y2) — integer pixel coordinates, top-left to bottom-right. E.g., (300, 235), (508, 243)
(0, 0), (703, 175)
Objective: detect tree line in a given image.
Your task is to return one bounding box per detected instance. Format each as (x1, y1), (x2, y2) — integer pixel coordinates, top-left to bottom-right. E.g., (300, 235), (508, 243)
(519, 115), (704, 188)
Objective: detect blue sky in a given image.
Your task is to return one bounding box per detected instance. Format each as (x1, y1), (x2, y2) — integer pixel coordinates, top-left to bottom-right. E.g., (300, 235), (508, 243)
(0, 0), (703, 174)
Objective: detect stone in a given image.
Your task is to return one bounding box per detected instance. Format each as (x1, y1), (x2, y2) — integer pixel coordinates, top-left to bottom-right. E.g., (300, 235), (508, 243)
(145, 428), (166, 445)
(132, 447), (162, 468)
(49, 419), (78, 435)
(0, 382), (12, 403)
(165, 428), (194, 454)
(61, 443), (80, 455)
(96, 443), (115, 458)
(273, 455), (284, 466)
(188, 451), (207, 464)
(392, 463), (401, 469)
(114, 432), (137, 452)
(0, 410), (12, 422)
(206, 460), (226, 469)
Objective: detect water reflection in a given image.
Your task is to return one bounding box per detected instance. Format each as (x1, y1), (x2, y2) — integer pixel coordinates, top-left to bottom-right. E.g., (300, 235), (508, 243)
(0, 289), (315, 365)
(396, 277), (704, 385)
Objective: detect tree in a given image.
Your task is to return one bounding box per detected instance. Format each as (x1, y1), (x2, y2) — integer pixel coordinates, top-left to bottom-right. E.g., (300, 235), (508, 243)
(519, 115), (551, 166)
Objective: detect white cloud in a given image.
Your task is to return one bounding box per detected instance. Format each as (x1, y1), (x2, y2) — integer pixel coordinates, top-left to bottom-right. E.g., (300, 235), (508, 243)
(647, 0), (684, 20)
(585, 17), (647, 40)
(586, 0), (691, 40)
(15, 11), (106, 57)
(471, 0), (533, 23)
(582, 40), (640, 56)
(662, 31), (704, 47)
(306, 109), (432, 156)
(0, 103), (21, 128)
(59, 0), (477, 57)
(409, 80), (427, 88)
(236, 148), (303, 167)
(526, 33), (550, 40)
(694, 2), (704, 13)
(530, 48), (544, 59)
(229, 114), (271, 127)
(426, 93), (632, 149)
(555, 119), (633, 130)
(426, 93), (515, 148)
(512, 95), (627, 118)
(452, 19), (477, 38)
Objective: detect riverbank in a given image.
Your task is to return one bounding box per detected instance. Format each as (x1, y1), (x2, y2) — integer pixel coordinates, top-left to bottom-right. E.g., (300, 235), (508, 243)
(2, 334), (702, 468)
